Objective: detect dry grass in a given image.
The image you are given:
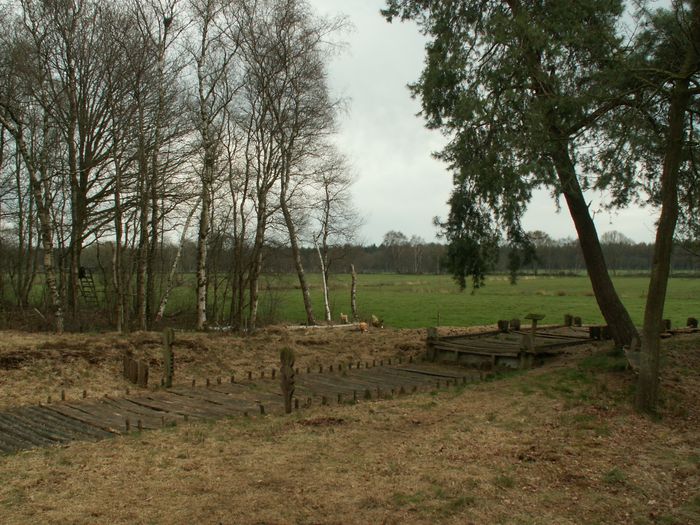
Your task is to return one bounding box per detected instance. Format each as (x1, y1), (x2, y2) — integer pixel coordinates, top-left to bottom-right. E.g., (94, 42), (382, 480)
(0, 328), (698, 524)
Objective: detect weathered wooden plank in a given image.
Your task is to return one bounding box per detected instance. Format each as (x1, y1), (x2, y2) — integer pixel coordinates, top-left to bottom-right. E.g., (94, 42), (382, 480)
(125, 393), (235, 419)
(21, 406), (113, 440)
(3, 411), (79, 444)
(166, 388), (262, 413)
(0, 414), (58, 447)
(46, 403), (125, 434)
(392, 364), (476, 379)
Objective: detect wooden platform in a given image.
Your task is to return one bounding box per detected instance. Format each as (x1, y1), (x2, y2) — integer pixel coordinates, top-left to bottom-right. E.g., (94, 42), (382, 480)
(426, 325), (592, 369)
(0, 361), (480, 454)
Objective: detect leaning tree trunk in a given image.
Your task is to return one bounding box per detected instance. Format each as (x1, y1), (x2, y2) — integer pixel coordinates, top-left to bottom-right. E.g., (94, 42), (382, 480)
(552, 146), (638, 348)
(280, 185), (315, 326)
(636, 8), (697, 412)
(156, 197), (201, 324)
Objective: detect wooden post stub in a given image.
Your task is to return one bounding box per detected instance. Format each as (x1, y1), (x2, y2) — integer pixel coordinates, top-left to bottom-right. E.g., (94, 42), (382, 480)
(294, 398), (299, 410)
(271, 369), (276, 379)
(261, 370), (265, 379)
(337, 393), (342, 404)
(573, 316), (582, 327)
(259, 404), (265, 415)
(125, 418), (130, 432)
(61, 389), (65, 401)
(687, 317), (698, 328)
(497, 320), (509, 332)
(564, 314), (573, 327)
(409, 356), (413, 363)
(364, 389), (371, 400)
(661, 319), (672, 331)
(137, 419), (142, 432)
(217, 377), (221, 385)
(248, 371), (252, 380)
(82, 389), (87, 399)
(206, 378), (210, 387)
(230, 375), (235, 384)
(353, 390), (357, 403)
(162, 328), (175, 389)
(509, 318), (521, 331)
(322, 396), (328, 406)
(280, 347), (296, 415)
(191, 379), (196, 387)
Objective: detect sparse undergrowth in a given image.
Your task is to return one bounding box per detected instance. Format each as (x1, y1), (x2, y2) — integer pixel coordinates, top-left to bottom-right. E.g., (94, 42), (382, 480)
(0, 329), (697, 524)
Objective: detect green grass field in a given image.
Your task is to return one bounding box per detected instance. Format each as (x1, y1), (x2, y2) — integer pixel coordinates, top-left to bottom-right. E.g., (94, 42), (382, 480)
(167, 273), (700, 329)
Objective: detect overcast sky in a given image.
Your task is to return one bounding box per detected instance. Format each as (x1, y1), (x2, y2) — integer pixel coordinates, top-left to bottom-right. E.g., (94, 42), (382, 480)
(307, 0), (659, 246)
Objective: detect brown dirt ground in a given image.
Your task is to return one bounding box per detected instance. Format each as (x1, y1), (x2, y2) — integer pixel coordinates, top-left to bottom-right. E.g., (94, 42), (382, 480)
(0, 326), (698, 524)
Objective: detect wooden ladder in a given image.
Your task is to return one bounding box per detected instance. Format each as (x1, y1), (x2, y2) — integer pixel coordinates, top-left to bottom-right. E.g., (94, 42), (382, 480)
(78, 267), (99, 307)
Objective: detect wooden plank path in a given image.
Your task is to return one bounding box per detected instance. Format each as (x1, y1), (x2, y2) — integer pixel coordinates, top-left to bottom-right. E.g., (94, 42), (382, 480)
(0, 361), (481, 455)
(428, 325), (592, 368)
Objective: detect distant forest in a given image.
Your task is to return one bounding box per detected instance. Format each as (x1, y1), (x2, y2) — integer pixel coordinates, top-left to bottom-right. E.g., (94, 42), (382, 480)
(68, 230), (700, 282)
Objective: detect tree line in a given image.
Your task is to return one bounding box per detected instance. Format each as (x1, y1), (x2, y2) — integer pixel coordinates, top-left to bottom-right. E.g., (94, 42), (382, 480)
(0, 0), (358, 333)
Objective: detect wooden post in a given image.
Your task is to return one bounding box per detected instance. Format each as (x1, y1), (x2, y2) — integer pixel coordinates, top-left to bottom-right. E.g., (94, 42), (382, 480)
(573, 316), (582, 327)
(137, 360), (149, 388)
(687, 317), (698, 328)
(162, 328), (175, 388)
(280, 347), (296, 415)
(426, 326), (438, 361)
(509, 318), (521, 331)
(497, 320), (509, 332)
